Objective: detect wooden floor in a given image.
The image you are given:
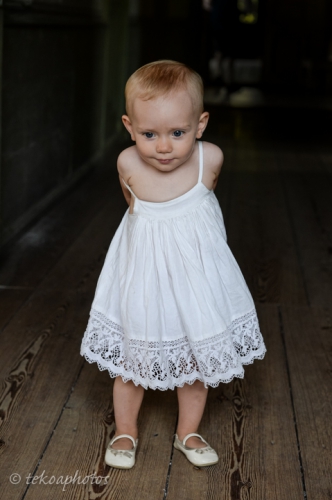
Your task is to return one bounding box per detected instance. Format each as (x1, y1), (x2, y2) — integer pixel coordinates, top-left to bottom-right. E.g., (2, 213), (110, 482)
(0, 106), (331, 500)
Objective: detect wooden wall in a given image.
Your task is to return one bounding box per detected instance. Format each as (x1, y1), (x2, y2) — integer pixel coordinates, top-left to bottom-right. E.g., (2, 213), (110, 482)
(0, 0), (130, 248)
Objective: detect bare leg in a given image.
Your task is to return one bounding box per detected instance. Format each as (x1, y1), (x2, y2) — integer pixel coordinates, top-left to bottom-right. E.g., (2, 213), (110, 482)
(176, 380), (209, 448)
(112, 376), (145, 450)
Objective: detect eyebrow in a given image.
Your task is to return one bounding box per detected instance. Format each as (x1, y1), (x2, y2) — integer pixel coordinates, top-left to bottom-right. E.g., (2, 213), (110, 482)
(136, 124), (192, 131)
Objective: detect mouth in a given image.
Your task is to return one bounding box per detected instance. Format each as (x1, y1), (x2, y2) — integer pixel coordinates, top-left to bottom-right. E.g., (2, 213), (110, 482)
(157, 159), (173, 164)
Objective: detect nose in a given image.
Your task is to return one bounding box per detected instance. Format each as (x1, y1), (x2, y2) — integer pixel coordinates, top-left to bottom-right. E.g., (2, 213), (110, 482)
(156, 136), (172, 154)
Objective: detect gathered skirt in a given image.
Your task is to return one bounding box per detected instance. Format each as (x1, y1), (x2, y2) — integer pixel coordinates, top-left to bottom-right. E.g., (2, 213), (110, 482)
(80, 185), (267, 390)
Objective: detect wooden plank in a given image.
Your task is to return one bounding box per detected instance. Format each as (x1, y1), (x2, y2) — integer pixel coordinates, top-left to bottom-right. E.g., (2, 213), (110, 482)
(0, 196), (127, 499)
(225, 147), (307, 305)
(0, 152), (126, 332)
(0, 288), (31, 331)
(21, 365), (178, 500)
(276, 150), (332, 307)
(0, 288), (88, 500)
(281, 305), (332, 500)
(0, 155), (125, 290)
(167, 304), (304, 500)
(0, 195), (122, 380)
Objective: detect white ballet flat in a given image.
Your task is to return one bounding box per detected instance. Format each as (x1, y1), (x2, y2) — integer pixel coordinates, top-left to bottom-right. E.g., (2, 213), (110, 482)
(105, 434), (138, 469)
(173, 433), (219, 467)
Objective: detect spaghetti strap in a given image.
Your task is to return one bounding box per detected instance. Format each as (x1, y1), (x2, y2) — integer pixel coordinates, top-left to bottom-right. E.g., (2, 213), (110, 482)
(198, 141), (203, 183)
(122, 178), (135, 197)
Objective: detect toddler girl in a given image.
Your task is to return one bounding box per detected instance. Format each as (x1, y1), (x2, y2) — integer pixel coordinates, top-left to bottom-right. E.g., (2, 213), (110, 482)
(81, 60), (266, 469)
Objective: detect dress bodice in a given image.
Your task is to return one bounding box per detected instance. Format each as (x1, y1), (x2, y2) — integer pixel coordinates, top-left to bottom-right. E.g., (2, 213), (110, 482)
(123, 141), (214, 219)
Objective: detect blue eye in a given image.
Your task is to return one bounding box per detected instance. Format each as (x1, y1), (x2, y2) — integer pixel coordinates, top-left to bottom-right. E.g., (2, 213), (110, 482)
(173, 130), (183, 137)
(144, 132), (154, 139)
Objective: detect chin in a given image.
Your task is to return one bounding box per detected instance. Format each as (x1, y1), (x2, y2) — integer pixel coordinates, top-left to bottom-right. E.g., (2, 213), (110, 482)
(156, 163), (178, 172)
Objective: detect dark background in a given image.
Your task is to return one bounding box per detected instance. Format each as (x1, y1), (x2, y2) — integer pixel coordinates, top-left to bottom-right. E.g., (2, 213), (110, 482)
(1, 0), (331, 249)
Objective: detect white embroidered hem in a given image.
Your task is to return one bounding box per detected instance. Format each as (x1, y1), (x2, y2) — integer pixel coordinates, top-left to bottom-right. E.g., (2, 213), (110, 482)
(80, 308), (266, 390)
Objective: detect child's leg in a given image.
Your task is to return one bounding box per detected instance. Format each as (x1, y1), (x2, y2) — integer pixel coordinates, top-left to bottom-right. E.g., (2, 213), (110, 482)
(112, 376), (145, 450)
(176, 380), (209, 448)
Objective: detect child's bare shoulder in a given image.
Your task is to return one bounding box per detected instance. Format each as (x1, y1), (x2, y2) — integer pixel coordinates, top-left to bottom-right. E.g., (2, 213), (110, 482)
(202, 141), (224, 174)
(117, 146), (141, 179)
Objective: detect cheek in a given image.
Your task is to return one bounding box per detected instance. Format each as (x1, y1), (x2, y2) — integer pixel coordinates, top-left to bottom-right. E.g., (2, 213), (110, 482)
(136, 140), (152, 157)
(179, 137), (196, 155)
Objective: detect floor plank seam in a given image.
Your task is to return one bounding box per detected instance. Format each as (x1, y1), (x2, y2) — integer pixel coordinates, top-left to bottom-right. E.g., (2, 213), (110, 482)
(0, 197), (112, 337)
(20, 360), (85, 500)
(162, 418), (178, 499)
(2, 171), (112, 296)
(27, 198), (110, 291)
(277, 306), (308, 500)
(277, 161), (311, 306)
(0, 292), (36, 338)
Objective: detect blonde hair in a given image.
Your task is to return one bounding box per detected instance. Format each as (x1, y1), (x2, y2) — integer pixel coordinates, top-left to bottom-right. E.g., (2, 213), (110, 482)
(125, 60), (204, 116)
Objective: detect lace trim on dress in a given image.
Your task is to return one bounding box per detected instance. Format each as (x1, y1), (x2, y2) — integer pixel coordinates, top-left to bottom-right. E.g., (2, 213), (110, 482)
(80, 308), (267, 390)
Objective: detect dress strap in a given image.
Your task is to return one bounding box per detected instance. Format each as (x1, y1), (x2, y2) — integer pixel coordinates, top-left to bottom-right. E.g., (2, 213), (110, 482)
(198, 141), (204, 183)
(122, 178), (135, 197)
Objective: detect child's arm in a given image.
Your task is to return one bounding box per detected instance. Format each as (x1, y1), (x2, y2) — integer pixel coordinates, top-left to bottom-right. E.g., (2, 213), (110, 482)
(117, 149), (133, 206)
(212, 146), (224, 191)
(119, 175), (132, 206)
(212, 174), (220, 191)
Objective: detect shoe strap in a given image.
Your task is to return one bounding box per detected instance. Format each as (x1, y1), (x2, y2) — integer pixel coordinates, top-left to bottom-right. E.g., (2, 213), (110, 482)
(110, 434), (137, 448)
(182, 433), (208, 446)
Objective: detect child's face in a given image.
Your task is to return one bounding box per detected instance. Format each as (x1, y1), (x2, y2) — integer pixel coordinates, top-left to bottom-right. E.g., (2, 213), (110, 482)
(122, 90), (209, 172)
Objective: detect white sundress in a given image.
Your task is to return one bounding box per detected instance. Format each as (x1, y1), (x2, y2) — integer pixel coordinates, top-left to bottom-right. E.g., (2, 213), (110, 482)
(80, 141), (267, 390)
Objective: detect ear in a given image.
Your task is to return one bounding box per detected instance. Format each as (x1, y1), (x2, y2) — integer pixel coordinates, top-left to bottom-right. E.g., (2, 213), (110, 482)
(122, 115), (135, 141)
(196, 111), (209, 139)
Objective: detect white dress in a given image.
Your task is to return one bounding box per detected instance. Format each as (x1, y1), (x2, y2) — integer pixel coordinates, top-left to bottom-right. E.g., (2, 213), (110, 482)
(81, 141), (266, 390)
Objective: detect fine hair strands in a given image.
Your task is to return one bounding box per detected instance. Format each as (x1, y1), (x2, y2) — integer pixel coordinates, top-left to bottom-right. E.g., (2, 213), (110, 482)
(124, 60), (204, 116)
